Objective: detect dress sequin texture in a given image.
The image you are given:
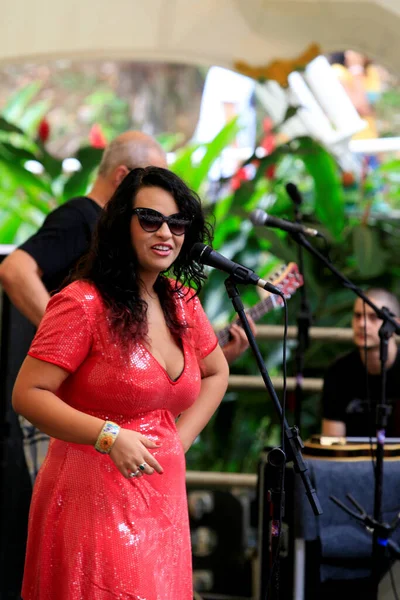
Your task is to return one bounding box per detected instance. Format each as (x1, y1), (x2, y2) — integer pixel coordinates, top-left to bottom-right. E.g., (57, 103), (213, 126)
(22, 280), (218, 600)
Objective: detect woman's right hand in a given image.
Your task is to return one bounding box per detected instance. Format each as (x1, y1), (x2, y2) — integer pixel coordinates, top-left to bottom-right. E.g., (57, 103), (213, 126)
(109, 428), (163, 479)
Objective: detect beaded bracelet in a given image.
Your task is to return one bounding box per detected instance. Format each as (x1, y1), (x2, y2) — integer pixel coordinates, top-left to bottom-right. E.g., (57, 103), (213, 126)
(95, 421), (120, 454)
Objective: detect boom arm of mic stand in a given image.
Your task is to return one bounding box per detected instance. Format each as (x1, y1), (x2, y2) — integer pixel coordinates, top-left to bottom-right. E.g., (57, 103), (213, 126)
(293, 206), (313, 428)
(223, 277), (322, 517)
(289, 232), (400, 335)
(330, 494), (400, 559)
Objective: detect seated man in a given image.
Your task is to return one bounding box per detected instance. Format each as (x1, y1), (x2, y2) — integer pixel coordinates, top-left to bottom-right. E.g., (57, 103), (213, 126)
(321, 288), (400, 437)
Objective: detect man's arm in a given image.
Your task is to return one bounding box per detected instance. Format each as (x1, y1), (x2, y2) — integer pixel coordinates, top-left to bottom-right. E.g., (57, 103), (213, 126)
(0, 249), (49, 326)
(221, 316), (257, 365)
(0, 200), (98, 327)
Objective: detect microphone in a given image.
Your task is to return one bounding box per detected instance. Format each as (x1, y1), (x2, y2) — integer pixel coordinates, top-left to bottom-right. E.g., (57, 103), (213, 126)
(249, 209), (321, 238)
(191, 243), (283, 295)
(286, 182), (303, 224)
(285, 182), (302, 206)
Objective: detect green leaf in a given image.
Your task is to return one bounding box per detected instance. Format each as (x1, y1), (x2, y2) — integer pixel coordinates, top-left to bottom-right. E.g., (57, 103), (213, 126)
(0, 157), (52, 196)
(212, 194), (234, 227)
(63, 146), (103, 200)
(250, 226), (298, 265)
(190, 118), (240, 192)
(19, 99), (52, 136)
(2, 82), (42, 124)
(0, 143), (38, 163)
(0, 117), (25, 135)
(377, 159), (400, 173)
(296, 137), (345, 240)
(170, 143), (200, 184)
(37, 142), (63, 179)
(63, 170), (92, 200)
(76, 146), (104, 170)
(0, 213), (22, 243)
(212, 214), (241, 249)
(352, 225), (387, 277)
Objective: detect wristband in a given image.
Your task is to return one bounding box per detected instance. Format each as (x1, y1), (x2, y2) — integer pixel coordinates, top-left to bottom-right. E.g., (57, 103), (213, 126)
(95, 421), (120, 454)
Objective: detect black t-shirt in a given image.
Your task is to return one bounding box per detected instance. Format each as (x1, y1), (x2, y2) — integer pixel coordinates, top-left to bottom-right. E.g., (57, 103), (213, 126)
(322, 348), (400, 436)
(19, 196), (102, 293)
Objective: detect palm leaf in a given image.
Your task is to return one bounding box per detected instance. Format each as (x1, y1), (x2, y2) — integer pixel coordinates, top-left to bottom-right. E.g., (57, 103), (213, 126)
(2, 82), (42, 124)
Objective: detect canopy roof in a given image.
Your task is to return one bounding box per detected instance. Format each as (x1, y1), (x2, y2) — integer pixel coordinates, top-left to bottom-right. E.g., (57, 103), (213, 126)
(2, 0), (399, 73)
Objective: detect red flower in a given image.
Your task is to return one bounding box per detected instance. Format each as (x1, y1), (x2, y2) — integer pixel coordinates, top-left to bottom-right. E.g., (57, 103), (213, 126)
(260, 117), (276, 155)
(37, 118), (50, 143)
(89, 124), (107, 149)
(231, 167), (249, 191)
(265, 165), (276, 180)
(342, 171), (355, 187)
(262, 117), (274, 134)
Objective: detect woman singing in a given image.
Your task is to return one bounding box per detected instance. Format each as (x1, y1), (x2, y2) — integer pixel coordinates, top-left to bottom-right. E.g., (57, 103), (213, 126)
(13, 166), (229, 600)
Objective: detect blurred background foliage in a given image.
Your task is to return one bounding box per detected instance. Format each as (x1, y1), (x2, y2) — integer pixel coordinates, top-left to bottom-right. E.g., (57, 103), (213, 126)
(1, 71), (400, 473)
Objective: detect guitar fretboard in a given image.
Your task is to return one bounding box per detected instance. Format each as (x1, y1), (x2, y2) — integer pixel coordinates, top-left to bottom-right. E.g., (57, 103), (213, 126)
(216, 293), (281, 347)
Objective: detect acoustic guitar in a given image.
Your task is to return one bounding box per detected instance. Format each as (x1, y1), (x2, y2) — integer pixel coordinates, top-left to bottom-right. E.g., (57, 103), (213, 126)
(216, 262), (303, 347)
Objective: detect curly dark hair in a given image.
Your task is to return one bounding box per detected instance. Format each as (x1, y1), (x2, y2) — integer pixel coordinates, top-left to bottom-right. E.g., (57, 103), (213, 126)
(70, 166), (213, 344)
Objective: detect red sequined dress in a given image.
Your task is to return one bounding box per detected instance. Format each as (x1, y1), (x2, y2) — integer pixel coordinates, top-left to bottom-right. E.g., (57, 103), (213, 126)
(21, 280), (218, 600)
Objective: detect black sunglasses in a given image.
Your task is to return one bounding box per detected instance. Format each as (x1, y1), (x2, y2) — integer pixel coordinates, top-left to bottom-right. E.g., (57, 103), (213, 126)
(132, 208), (191, 236)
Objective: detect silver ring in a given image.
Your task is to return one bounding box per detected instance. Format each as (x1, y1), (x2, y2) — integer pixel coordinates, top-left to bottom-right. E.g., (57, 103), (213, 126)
(139, 462), (147, 471)
(129, 469), (141, 478)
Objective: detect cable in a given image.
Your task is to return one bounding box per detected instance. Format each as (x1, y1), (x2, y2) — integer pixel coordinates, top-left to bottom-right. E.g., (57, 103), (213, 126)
(281, 296), (288, 454)
(390, 563), (400, 600)
(264, 295), (288, 600)
(362, 300), (376, 476)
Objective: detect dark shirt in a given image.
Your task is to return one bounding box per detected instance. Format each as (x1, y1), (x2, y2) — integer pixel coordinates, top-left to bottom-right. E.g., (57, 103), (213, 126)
(322, 348), (400, 436)
(0, 197), (102, 596)
(19, 196), (102, 293)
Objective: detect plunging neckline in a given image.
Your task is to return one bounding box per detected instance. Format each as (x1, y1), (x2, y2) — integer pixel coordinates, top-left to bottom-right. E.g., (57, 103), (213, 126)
(141, 337), (186, 385)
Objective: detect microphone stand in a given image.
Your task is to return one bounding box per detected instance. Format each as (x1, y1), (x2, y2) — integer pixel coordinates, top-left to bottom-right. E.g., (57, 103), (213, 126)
(289, 232), (400, 598)
(292, 202), (312, 429)
(223, 276), (322, 600)
(330, 494), (400, 572)
(0, 290), (10, 530)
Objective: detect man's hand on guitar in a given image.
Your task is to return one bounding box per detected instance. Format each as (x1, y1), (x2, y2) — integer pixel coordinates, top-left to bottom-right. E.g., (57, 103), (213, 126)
(222, 316), (257, 365)
(216, 262), (303, 364)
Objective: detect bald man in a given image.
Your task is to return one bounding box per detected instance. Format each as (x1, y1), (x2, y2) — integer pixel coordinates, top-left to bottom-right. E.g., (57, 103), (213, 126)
(322, 288), (400, 437)
(0, 131), (167, 327)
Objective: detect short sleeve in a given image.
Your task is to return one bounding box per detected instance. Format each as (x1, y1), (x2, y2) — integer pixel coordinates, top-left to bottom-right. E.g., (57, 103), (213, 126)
(28, 289), (92, 373)
(19, 202), (92, 279)
(185, 292), (218, 360)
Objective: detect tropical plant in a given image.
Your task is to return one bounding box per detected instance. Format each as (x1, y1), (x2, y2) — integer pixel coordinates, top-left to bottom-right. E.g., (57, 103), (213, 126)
(0, 84), (104, 244)
(171, 123), (400, 473)
(1, 83), (400, 473)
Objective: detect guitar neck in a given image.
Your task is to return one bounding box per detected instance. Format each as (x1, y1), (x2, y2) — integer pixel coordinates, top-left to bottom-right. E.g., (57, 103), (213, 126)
(216, 293), (279, 347)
